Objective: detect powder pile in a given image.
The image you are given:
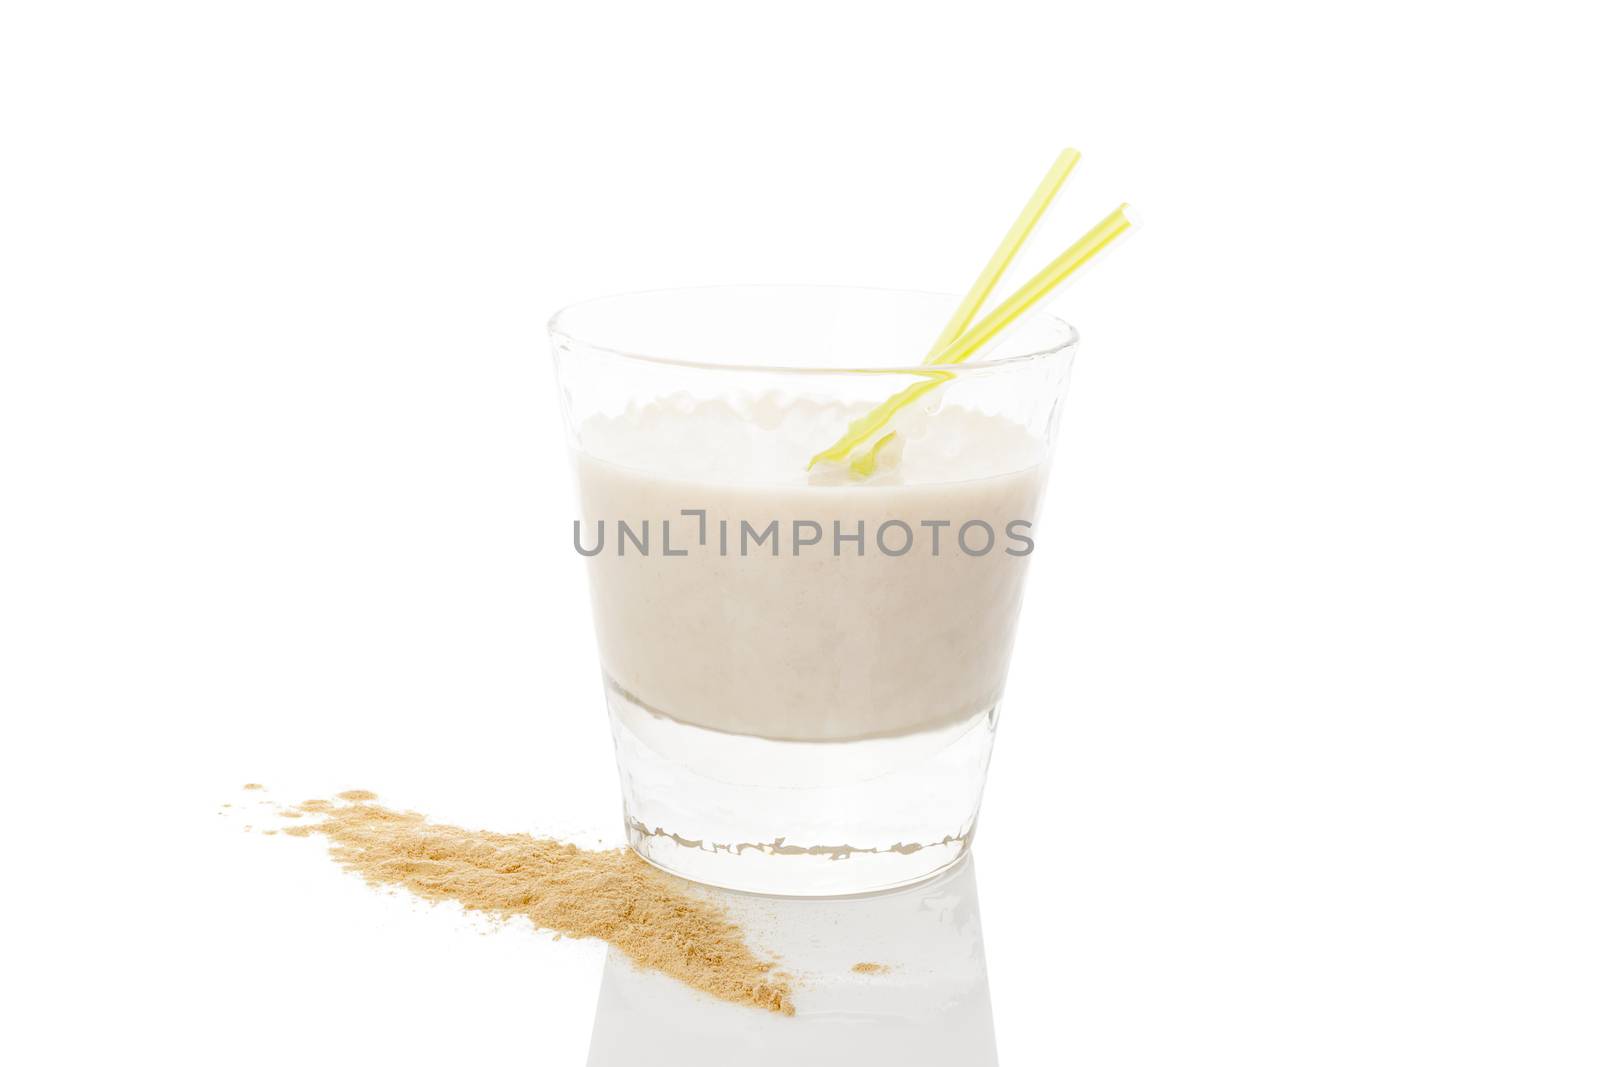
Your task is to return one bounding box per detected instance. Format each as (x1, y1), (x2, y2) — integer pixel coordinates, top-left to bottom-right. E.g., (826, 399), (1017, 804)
(275, 791), (793, 1015)
(851, 962), (890, 975)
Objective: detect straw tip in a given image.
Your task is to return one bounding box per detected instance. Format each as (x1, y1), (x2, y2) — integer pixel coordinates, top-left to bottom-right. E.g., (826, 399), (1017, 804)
(1118, 203), (1142, 228)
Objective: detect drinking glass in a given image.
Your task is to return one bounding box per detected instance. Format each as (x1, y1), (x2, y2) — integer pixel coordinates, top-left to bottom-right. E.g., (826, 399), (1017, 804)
(550, 286), (1076, 895)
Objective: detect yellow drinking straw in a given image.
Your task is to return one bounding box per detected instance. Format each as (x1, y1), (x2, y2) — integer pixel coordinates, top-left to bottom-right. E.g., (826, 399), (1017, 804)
(923, 148), (1081, 360)
(841, 149), (1080, 476)
(929, 203), (1135, 365)
(808, 202), (1137, 471)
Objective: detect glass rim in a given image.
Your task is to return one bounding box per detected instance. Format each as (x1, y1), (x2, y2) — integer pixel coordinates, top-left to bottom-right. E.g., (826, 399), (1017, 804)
(546, 284), (1079, 376)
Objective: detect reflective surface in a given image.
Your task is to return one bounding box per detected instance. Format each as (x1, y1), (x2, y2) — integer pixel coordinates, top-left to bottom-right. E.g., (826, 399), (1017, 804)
(587, 856), (996, 1066)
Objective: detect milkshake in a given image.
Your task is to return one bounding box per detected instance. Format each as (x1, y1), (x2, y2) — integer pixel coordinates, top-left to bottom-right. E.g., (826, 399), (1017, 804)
(552, 286), (1076, 894)
(575, 398), (1045, 741)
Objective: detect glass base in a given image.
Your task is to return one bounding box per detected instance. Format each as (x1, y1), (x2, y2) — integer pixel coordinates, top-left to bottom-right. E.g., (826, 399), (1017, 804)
(605, 676), (999, 896)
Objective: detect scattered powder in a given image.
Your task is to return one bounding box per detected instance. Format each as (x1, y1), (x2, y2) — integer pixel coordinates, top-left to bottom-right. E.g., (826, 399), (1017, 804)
(852, 962), (890, 975)
(242, 783), (265, 791)
(274, 793), (793, 1014)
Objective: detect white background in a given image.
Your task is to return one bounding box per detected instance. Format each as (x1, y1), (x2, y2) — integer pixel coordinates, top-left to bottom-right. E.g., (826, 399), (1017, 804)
(3, 2), (1597, 1064)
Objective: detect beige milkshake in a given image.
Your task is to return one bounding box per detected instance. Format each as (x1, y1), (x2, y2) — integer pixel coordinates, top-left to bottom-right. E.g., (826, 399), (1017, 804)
(552, 284), (1077, 893)
(574, 397), (1047, 742)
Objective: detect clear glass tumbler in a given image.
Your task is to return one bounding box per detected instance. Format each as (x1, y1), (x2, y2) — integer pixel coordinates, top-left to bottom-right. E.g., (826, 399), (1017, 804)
(550, 286), (1076, 895)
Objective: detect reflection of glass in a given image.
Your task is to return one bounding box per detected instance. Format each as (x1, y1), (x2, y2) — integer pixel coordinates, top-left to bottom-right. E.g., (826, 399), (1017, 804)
(552, 287), (1076, 895)
(585, 855), (996, 1067)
